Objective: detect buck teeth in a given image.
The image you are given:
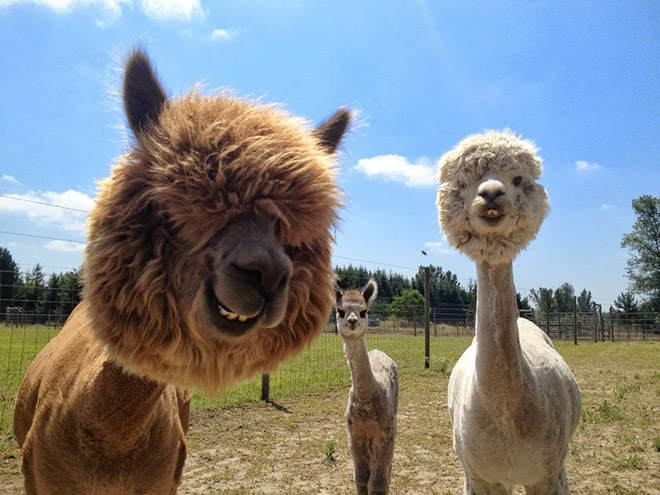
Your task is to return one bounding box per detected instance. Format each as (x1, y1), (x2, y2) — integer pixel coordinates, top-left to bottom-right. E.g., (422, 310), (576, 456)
(218, 304), (250, 323)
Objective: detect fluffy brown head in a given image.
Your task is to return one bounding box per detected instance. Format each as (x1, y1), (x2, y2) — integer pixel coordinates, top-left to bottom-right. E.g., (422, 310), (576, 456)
(84, 49), (350, 394)
(436, 129), (549, 264)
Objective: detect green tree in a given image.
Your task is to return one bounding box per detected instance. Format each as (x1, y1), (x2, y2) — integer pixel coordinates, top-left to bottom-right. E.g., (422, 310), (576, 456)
(0, 246), (19, 315)
(529, 287), (554, 314)
(613, 291), (638, 314)
(390, 289), (424, 319)
(577, 289), (593, 313)
(412, 265), (467, 307)
(553, 283), (575, 313)
(621, 195), (660, 311)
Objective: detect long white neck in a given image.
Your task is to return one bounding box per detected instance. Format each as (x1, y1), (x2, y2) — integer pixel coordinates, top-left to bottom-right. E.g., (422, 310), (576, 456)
(474, 260), (526, 396)
(343, 337), (377, 398)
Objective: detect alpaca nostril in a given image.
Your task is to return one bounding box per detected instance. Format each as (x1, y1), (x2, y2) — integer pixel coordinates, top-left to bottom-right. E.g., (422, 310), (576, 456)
(477, 182), (505, 202)
(232, 252), (292, 296)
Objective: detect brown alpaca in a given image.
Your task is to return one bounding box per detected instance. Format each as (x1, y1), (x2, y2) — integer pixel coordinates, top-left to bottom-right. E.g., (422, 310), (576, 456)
(13, 49), (349, 495)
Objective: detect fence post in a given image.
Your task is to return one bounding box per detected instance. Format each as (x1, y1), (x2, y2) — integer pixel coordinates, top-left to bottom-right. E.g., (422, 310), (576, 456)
(545, 291), (550, 336)
(261, 373), (270, 402)
(592, 303), (598, 342)
(573, 296), (578, 345)
(424, 266), (430, 369)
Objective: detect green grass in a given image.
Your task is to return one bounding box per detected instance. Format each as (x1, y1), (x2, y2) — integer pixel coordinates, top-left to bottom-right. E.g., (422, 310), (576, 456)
(2, 326), (660, 493)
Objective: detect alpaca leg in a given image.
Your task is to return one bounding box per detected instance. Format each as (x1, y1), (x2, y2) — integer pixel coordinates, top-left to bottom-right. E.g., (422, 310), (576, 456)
(524, 467), (570, 495)
(367, 443), (394, 495)
(464, 474), (512, 495)
(353, 458), (370, 495)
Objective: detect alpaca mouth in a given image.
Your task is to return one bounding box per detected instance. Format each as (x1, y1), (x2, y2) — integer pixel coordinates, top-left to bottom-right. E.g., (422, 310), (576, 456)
(481, 208), (505, 224)
(204, 278), (259, 337)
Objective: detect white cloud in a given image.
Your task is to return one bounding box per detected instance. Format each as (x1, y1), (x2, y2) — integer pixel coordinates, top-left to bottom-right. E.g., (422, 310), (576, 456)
(600, 203), (616, 212)
(209, 28), (236, 41)
(0, 189), (94, 236)
(423, 239), (455, 255)
(44, 240), (86, 252)
(140, 0), (203, 20)
(1, 174), (19, 183)
(575, 160), (602, 172)
(0, 0), (205, 21)
(0, 0), (129, 16)
(354, 155), (436, 187)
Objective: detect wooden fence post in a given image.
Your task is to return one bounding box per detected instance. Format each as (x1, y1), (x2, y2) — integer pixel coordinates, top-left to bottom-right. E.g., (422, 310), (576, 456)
(261, 373), (270, 402)
(545, 291), (551, 336)
(573, 296), (578, 345)
(424, 266), (430, 369)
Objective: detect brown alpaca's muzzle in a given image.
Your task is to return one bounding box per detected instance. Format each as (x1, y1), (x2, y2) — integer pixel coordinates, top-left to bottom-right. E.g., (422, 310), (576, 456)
(201, 213), (293, 337)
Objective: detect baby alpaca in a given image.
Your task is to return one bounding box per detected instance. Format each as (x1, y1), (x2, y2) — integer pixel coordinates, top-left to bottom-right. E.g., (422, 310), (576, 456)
(437, 130), (581, 494)
(13, 49), (349, 494)
(335, 279), (398, 495)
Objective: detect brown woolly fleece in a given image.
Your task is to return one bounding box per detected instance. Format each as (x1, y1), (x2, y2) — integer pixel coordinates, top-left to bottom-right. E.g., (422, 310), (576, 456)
(14, 49), (349, 494)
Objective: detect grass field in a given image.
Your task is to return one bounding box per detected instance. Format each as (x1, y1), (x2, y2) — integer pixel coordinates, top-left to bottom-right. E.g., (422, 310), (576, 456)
(1, 326), (659, 493)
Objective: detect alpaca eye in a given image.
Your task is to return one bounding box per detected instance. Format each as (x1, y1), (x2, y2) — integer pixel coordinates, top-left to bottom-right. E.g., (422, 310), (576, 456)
(337, 310), (345, 318)
(360, 310), (367, 318)
(512, 176), (523, 187)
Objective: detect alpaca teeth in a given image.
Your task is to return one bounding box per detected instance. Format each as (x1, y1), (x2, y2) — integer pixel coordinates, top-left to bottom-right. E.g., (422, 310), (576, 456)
(218, 304), (249, 322)
(486, 209), (499, 218)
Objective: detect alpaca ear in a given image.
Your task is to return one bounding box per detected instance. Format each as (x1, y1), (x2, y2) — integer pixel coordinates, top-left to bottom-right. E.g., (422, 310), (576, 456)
(333, 282), (343, 308)
(362, 279), (378, 306)
(123, 49), (167, 138)
(314, 108), (350, 153)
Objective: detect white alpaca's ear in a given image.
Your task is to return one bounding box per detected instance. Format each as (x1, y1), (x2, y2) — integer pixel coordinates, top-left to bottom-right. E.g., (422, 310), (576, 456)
(362, 279), (378, 306)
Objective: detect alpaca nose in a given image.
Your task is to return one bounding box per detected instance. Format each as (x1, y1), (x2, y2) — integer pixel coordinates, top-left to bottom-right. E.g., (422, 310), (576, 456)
(477, 178), (506, 202)
(347, 313), (358, 325)
(232, 248), (293, 295)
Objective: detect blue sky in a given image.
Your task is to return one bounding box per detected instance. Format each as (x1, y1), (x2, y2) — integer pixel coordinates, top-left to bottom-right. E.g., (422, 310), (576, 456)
(1, 0), (659, 308)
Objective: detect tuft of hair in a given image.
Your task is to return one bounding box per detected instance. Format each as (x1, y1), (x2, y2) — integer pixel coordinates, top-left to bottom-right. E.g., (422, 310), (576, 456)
(436, 129), (550, 263)
(83, 49), (348, 395)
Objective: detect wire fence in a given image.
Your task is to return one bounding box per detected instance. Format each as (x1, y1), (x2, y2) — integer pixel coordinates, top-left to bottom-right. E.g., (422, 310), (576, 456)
(2, 270), (660, 440)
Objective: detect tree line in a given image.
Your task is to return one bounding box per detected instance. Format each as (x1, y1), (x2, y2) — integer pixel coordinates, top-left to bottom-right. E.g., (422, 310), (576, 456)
(0, 247), (82, 321)
(1, 194), (658, 324)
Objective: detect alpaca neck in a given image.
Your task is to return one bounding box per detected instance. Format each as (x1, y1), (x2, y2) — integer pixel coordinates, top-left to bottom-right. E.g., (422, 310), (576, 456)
(343, 338), (377, 398)
(474, 260), (526, 393)
(81, 359), (168, 449)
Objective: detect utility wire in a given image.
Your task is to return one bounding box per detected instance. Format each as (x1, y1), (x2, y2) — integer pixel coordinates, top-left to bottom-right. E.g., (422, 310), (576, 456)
(0, 231), (85, 244)
(0, 194), (89, 213)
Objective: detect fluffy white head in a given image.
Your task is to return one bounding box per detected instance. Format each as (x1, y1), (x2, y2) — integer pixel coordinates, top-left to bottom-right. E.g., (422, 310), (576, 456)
(436, 129), (550, 264)
(334, 279), (378, 340)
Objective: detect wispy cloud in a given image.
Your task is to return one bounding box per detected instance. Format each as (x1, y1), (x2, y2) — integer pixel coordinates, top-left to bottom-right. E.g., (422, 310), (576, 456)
(600, 203), (616, 212)
(354, 155), (436, 187)
(44, 240), (86, 252)
(0, 0), (204, 21)
(0, 189), (94, 235)
(141, 0), (203, 20)
(575, 160), (602, 172)
(208, 28), (237, 41)
(0, 0), (129, 16)
(1, 174), (19, 184)
(423, 239), (455, 255)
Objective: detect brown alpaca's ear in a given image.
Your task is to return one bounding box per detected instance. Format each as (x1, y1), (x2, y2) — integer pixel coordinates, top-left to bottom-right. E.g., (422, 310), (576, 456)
(123, 49), (167, 137)
(362, 278), (378, 307)
(314, 108), (351, 153)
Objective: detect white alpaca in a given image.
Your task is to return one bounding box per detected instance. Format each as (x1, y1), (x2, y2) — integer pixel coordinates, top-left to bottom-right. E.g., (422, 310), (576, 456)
(436, 130), (581, 494)
(335, 279), (399, 495)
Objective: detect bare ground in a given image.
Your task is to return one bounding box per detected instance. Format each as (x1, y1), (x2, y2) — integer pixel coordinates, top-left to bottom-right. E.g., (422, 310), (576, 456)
(2, 357), (659, 494)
